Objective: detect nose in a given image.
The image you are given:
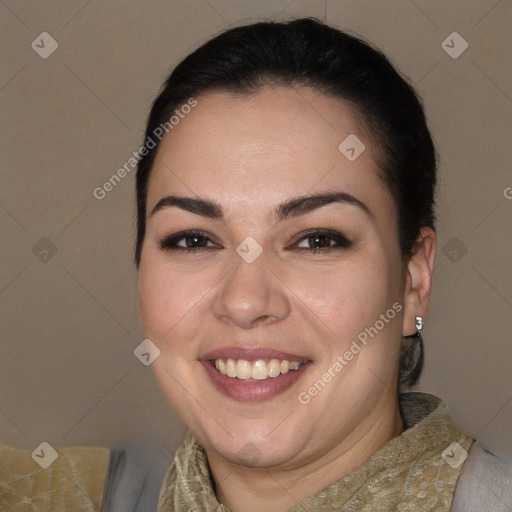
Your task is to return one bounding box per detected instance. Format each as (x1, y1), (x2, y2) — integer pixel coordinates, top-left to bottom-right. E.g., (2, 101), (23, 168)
(212, 247), (291, 329)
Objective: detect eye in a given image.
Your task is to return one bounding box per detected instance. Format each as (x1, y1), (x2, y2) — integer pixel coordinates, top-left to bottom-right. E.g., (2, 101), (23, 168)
(159, 230), (220, 252)
(158, 229), (351, 254)
(293, 229), (352, 253)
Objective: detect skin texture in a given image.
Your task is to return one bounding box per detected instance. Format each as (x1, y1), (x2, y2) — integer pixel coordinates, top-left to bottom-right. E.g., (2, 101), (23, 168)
(137, 86), (436, 511)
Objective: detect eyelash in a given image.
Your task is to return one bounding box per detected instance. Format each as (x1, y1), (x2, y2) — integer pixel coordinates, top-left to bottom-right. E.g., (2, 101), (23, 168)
(158, 229), (352, 254)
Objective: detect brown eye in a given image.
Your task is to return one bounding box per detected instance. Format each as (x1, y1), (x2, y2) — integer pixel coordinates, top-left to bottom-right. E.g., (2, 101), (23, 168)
(295, 229), (352, 253)
(306, 234), (333, 249)
(182, 234), (209, 248)
(159, 230), (218, 252)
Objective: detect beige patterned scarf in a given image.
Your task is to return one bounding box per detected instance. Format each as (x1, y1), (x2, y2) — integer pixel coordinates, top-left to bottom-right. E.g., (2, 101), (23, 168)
(158, 392), (474, 511)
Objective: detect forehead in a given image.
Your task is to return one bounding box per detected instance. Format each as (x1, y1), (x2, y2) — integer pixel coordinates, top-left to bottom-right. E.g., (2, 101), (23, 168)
(147, 86), (391, 219)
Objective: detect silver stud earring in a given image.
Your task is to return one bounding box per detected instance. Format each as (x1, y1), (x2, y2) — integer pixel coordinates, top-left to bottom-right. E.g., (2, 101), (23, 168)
(401, 315), (425, 387)
(415, 316), (423, 333)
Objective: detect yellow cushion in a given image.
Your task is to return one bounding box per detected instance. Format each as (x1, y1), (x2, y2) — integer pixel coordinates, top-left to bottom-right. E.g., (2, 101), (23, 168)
(0, 444), (109, 511)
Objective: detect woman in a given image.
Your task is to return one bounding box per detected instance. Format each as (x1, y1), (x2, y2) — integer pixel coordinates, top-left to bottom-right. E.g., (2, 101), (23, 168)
(135, 18), (511, 511)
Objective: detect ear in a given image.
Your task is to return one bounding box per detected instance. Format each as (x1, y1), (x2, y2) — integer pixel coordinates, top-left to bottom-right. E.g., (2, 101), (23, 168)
(402, 227), (436, 336)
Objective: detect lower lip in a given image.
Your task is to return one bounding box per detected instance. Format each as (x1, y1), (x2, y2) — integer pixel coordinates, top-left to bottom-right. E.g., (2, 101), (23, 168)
(200, 360), (311, 402)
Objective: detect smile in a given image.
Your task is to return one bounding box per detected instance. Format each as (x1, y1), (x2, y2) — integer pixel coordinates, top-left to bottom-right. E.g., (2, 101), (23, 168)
(210, 358), (307, 380)
(200, 347), (312, 402)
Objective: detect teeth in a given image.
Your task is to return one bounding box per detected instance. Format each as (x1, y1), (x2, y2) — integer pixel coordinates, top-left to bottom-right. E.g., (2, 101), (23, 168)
(211, 358), (305, 380)
(268, 359), (281, 378)
(236, 360), (252, 380)
(226, 359), (237, 378)
(251, 360), (268, 380)
(218, 359), (227, 375)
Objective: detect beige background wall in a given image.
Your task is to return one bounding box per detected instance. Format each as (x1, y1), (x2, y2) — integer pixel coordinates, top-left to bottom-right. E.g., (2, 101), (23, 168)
(1, 0), (511, 462)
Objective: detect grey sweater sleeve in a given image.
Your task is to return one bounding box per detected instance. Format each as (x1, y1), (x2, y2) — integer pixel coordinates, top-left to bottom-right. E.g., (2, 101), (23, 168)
(102, 446), (173, 512)
(451, 441), (512, 512)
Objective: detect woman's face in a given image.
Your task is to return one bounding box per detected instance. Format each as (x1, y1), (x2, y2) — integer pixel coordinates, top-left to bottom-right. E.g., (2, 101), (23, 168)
(138, 87), (410, 469)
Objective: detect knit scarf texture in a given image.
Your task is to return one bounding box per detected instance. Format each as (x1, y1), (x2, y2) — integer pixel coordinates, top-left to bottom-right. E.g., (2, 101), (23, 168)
(157, 392), (474, 511)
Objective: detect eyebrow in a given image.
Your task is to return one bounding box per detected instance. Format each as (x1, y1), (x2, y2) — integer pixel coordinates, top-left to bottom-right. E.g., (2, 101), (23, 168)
(150, 191), (373, 222)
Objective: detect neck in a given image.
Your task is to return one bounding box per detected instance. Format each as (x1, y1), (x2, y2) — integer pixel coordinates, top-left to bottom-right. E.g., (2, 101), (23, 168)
(208, 393), (404, 512)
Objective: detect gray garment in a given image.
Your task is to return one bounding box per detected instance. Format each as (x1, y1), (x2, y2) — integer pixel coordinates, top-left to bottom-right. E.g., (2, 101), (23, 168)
(451, 441), (512, 512)
(102, 441), (511, 511)
(102, 446), (173, 512)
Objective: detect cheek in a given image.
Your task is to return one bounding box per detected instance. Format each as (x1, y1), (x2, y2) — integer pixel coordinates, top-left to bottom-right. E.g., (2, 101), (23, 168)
(138, 258), (210, 343)
(291, 255), (396, 338)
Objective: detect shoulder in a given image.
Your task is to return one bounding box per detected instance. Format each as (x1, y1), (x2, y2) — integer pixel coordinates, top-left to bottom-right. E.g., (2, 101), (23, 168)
(102, 446), (173, 512)
(451, 440), (512, 512)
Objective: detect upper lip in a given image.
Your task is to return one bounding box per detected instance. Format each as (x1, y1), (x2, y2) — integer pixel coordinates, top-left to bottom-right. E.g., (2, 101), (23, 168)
(200, 346), (310, 361)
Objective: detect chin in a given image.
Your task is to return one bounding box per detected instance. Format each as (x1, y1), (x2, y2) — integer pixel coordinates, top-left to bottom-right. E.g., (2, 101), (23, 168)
(196, 419), (311, 469)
